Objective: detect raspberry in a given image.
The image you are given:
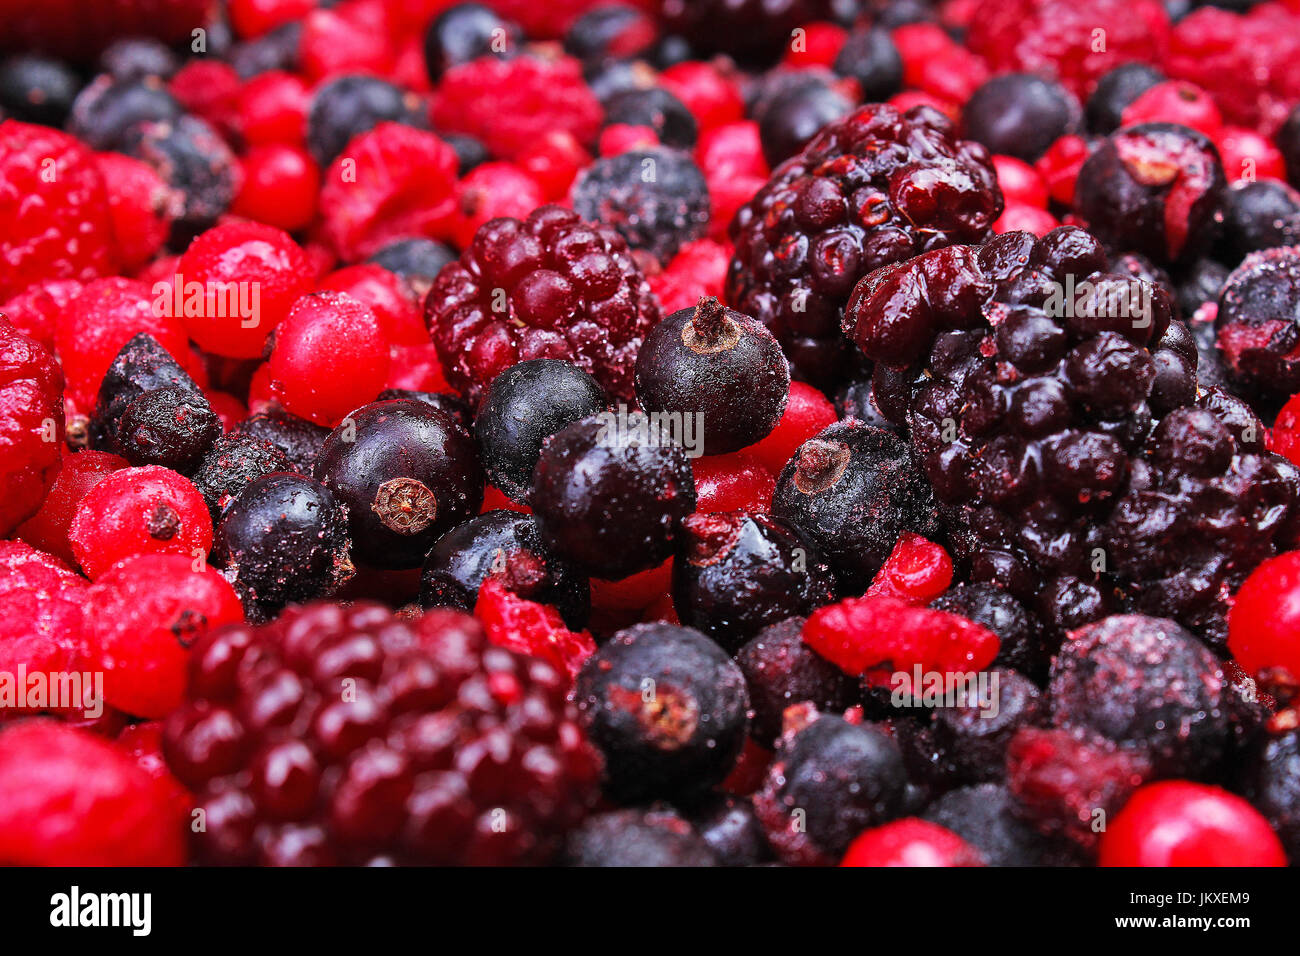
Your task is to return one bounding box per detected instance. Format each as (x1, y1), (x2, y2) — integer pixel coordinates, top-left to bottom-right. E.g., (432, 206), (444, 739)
(516, 131), (590, 202)
(840, 818), (985, 867)
(727, 104), (1002, 388)
(892, 22), (988, 108)
(430, 54), (602, 162)
(1229, 550), (1300, 682)
(169, 59), (242, 141)
(0, 321), (64, 536)
(299, 1), (397, 81)
(85, 553), (244, 719)
(0, 278), (82, 353)
(68, 465), (213, 580)
(865, 533), (953, 606)
(451, 162), (547, 251)
(992, 155), (1049, 209)
(164, 601), (600, 864)
(0, 541), (88, 701)
(318, 123), (459, 262)
(966, 0), (1170, 101)
(426, 204), (660, 402)
(231, 144), (321, 234)
(229, 0), (316, 38)
(0, 720), (186, 866)
(1035, 133), (1093, 207)
(0, 121), (114, 301)
(94, 152), (177, 274)
(114, 721), (191, 821)
(474, 575), (596, 679)
(16, 450), (127, 567)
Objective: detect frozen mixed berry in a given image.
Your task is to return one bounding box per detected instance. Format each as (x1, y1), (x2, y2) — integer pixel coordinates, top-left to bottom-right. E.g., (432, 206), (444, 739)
(564, 807), (718, 866)
(574, 622), (749, 803)
(306, 74), (426, 168)
(635, 297), (789, 456)
(564, 4), (656, 63)
(1242, 729), (1300, 861)
(231, 144), (320, 234)
(99, 36), (180, 81)
(930, 584), (1047, 681)
(423, 3), (521, 82)
(191, 431), (295, 522)
(1228, 550), (1300, 682)
(727, 104), (1002, 388)
(319, 264), (427, 348)
(314, 399), (484, 569)
(683, 795), (770, 866)
(427, 204), (660, 402)
(771, 420), (940, 592)
(745, 379), (837, 476)
(602, 88), (697, 151)
(230, 408), (330, 474)
(691, 451), (775, 513)
(0, 541), (88, 700)
(672, 511), (835, 653)
(1215, 247), (1300, 401)
(0, 321), (64, 537)
(660, 0), (833, 65)
(962, 74), (1079, 164)
(921, 782), (1083, 867)
(473, 360), (608, 503)
(754, 708), (909, 866)
(530, 414), (696, 580)
(0, 53), (79, 126)
(419, 510), (590, 629)
(841, 818), (985, 868)
(15, 450), (126, 566)
(1220, 180), (1300, 261)
(367, 238), (457, 299)
(833, 27), (903, 103)
(164, 601), (601, 864)
(928, 669), (1042, 784)
(377, 389), (471, 431)
(67, 75), (183, 151)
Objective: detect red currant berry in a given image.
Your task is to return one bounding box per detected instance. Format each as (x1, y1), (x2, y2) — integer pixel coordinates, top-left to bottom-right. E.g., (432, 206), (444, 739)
(744, 381), (838, 476)
(17, 450), (128, 566)
(1228, 550), (1300, 680)
(1216, 126), (1288, 185)
(231, 144), (320, 234)
(993, 203), (1059, 236)
(992, 154), (1049, 208)
(1121, 80), (1223, 140)
(841, 819), (984, 867)
(228, 0), (316, 38)
(318, 264), (426, 347)
(692, 451), (776, 513)
(451, 162), (547, 250)
(237, 71), (311, 147)
(94, 152), (176, 273)
(660, 61), (744, 132)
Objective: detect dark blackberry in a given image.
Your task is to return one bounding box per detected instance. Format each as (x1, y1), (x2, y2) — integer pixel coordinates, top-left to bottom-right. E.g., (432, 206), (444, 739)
(1243, 729), (1300, 861)
(920, 783), (1084, 866)
(735, 617), (858, 746)
(832, 27), (903, 103)
(121, 115), (240, 248)
(1047, 614), (1228, 777)
(930, 584), (1047, 680)
(929, 669), (1043, 784)
(426, 204), (660, 403)
(1084, 63), (1165, 135)
(231, 408), (330, 474)
(728, 103), (1002, 389)
(1214, 246), (1300, 401)
(1280, 103), (1300, 189)
(163, 602), (601, 865)
(0, 54), (80, 127)
(574, 623), (749, 803)
(684, 795), (771, 866)
(755, 74), (853, 169)
(753, 710), (908, 865)
(375, 389), (471, 431)
(634, 297), (789, 456)
(564, 5), (657, 63)
(962, 74), (1079, 164)
(314, 400), (485, 570)
(67, 75), (182, 151)
(771, 420), (940, 592)
(1220, 180), (1300, 262)
(213, 473), (353, 622)
(530, 415), (696, 580)
(367, 238), (456, 299)
(474, 359), (608, 503)
(660, 0), (835, 66)
(227, 22), (302, 79)
(191, 432), (295, 522)
(564, 808), (718, 866)
(570, 147), (710, 265)
(99, 37), (180, 81)
(1074, 122), (1227, 266)
(673, 511), (835, 652)
(418, 510), (590, 628)
(423, 3), (520, 83)
(601, 87), (697, 150)
(306, 75), (426, 168)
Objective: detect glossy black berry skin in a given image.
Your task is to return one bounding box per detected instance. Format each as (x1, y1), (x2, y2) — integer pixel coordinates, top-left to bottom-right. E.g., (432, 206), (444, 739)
(1085, 63), (1165, 134)
(67, 75), (183, 151)
(419, 510), (590, 628)
(423, 3), (520, 82)
(314, 399), (485, 570)
(574, 623), (749, 804)
(191, 432), (294, 522)
(1215, 247), (1300, 400)
(833, 27), (902, 103)
(921, 783), (1083, 866)
(122, 115), (239, 247)
(962, 73), (1079, 163)
(634, 297), (789, 456)
(213, 473), (353, 622)
(367, 238), (456, 298)
(0, 54), (80, 127)
(231, 408), (330, 474)
(673, 511), (835, 652)
(474, 359), (608, 503)
(1277, 102), (1300, 189)
(1244, 730), (1300, 861)
(306, 75), (426, 167)
(530, 415), (696, 580)
(932, 584), (1047, 681)
(931, 669), (1043, 784)
(772, 420), (940, 592)
(686, 796), (771, 866)
(735, 617), (858, 746)
(564, 808), (718, 866)
(376, 389), (471, 431)
(564, 5), (657, 63)
(602, 87), (698, 150)
(756, 75), (853, 168)
(1219, 179), (1300, 261)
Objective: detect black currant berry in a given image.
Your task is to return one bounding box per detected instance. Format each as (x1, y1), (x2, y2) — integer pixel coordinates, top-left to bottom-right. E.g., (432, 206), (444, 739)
(376, 389), (472, 431)
(931, 669), (1044, 784)
(962, 73), (1079, 163)
(191, 432), (295, 522)
(832, 27), (902, 103)
(931, 583), (1047, 680)
(367, 238), (456, 298)
(1220, 179), (1300, 261)
(0, 53), (80, 127)
(564, 808), (719, 866)
(756, 74), (853, 168)
(306, 75), (426, 168)
(67, 75), (183, 151)
(685, 796), (771, 866)
(230, 408), (330, 474)
(423, 3), (520, 82)
(565, 5), (657, 63)
(601, 87), (698, 150)
(1086, 63), (1165, 135)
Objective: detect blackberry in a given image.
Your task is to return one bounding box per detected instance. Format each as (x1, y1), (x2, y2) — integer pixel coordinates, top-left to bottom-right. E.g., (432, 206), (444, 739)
(1243, 729), (1300, 861)
(191, 432), (295, 522)
(753, 710), (908, 865)
(1047, 614), (1228, 778)
(375, 389), (471, 432)
(755, 74), (853, 169)
(1074, 123), (1227, 266)
(735, 617), (858, 746)
(832, 27), (903, 103)
(573, 623), (749, 803)
(419, 510), (590, 628)
(962, 74), (1079, 164)
(570, 148), (710, 264)
(930, 669), (1043, 784)
(474, 359), (608, 503)
(1084, 63), (1165, 135)
(230, 408), (330, 474)
(1220, 180), (1300, 261)
(530, 415), (696, 580)
(634, 297), (789, 456)
(306, 75), (427, 168)
(314, 400), (485, 570)
(564, 5), (657, 63)
(367, 238), (456, 299)
(99, 37), (180, 82)
(771, 420), (940, 593)
(1215, 246), (1300, 402)
(920, 783), (1084, 866)
(601, 87), (697, 151)
(163, 602), (601, 865)
(660, 0), (835, 66)
(67, 75), (182, 151)
(0, 54), (80, 127)
(673, 511), (835, 652)
(423, 3), (520, 83)
(930, 584), (1047, 680)
(728, 104), (1002, 389)
(685, 795), (771, 866)
(564, 808), (718, 866)
(426, 204), (660, 403)
(213, 473), (353, 622)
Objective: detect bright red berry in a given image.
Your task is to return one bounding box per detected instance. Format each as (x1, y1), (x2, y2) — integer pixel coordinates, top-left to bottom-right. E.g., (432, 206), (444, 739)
(782, 22), (847, 69)
(993, 203), (1060, 236)
(228, 0), (317, 37)
(237, 71), (311, 146)
(865, 533), (954, 605)
(744, 381), (838, 476)
(841, 819), (984, 866)
(231, 144), (321, 234)
(516, 131), (590, 202)
(0, 278), (82, 353)
(647, 237), (730, 314)
(451, 162), (547, 250)
(893, 22), (988, 106)
(0, 540), (88, 696)
(589, 557), (673, 611)
(1035, 133), (1093, 206)
(660, 61), (745, 132)
(597, 123), (660, 157)
(1121, 80), (1223, 140)
(94, 152), (176, 273)
(475, 575), (596, 679)
(169, 60), (242, 140)
(1216, 126), (1288, 185)
(318, 263), (427, 347)
(992, 154), (1049, 208)
(299, 0), (396, 81)
(691, 452), (776, 514)
(0, 321), (64, 536)
(16, 450), (127, 566)
(1228, 550), (1300, 681)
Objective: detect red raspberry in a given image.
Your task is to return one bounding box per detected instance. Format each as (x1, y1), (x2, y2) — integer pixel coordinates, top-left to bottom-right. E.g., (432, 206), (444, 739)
(16, 450), (127, 566)
(1099, 781), (1287, 866)
(0, 720), (186, 865)
(299, 0), (397, 81)
(1216, 126), (1288, 184)
(451, 162), (547, 250)
(268, 291), (391, 425)
(516, 132), (590, 202)
(170, 60), (242, 141)
(1228, 550), (1300, 681)
(474, 576), (596, 679)
(646, 237), (730, 314)
(319, 264), (427, 347)
(237, 71), (311, 147)
(0, 541), (88, 700)
(691, 451), (776, 513)
(1121, 80), (1223, 140)
(993, 203), (1060, 237)
(888, 90), (958, 122)
(0, 278), (82, 353)
(0, 121), (114, 301)
(427, 204), (660, 402)
(177, 221), (314, 358)
(966, 0), (1170, 100)
(840, 819), (984, 866)
(0, 321), (64, 536)
(94, 152), (177, 274)
(228, 0), (317, 37)
(865, 533), (953, 606)
(660, 61), (745, 132)
(892, 23), (988, 106)
(86, 553), (244, 718)
(318, 123), (459, 262)
(696, 120), (769, 240)
(68, 465), (213, 580)
(430, 54), (602, 161)
(744, 381), (838, 476)
(231, 144), (321, 234)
